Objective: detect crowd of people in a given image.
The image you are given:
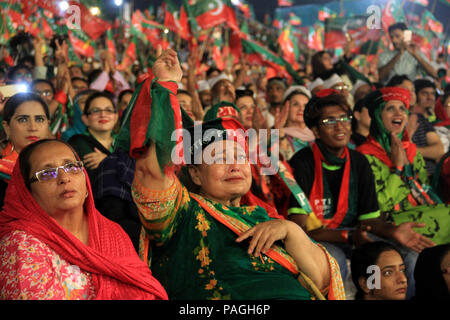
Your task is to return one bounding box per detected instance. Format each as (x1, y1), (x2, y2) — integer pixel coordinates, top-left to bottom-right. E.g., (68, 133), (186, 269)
(0, 9), (449, 301)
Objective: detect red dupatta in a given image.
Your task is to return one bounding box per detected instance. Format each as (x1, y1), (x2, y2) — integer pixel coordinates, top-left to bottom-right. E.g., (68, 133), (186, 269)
(0, 161), (168, 300)
(357, 135), (417, 169)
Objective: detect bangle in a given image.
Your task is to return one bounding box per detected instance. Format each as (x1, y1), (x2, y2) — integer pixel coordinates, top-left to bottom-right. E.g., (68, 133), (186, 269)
(340, 230), (349, 243)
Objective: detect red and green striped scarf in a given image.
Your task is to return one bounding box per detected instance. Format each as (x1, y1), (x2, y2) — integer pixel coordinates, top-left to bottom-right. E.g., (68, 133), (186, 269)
(309, 142), (357, 229)
(114, 70), (182, 174)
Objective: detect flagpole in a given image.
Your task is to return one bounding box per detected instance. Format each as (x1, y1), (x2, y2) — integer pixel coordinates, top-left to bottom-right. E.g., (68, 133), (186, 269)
(431, 0), (437, 15)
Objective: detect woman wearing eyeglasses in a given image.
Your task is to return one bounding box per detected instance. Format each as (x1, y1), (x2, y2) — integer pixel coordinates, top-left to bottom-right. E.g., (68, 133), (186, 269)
(0, 139), (168, 299)
(287, 89), (434, 298)
(0, 93), (50, 209)
(68, 91), (118, 181)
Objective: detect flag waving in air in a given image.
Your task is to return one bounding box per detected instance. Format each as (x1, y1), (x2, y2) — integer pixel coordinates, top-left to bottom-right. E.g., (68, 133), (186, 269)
(183, 0), (239, 34)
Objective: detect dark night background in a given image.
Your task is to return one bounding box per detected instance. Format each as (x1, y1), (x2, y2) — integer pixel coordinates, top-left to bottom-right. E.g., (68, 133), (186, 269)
(101, 0), (449, 37)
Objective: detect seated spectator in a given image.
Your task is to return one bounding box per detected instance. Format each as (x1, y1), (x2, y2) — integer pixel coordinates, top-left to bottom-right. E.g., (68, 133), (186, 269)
(432, 89), (450, 154)
(351, 80), (372, 106)
(0, 139), (168, 300)
(413, 244), (450, 300)
(431, 151), (450, 204)
(68, 91), (118, 182)
(351, 242), (407, 300)
(409, 79), (445, 177)
(289, 89), (435, 299)
(93, 149), (140, 253)
(278, 85), (315, 160)
(357, 86), (449, 246)
(117, 89), (134, 119)
(116, 47), (346, 300)
(306, 78), (324, 96)
(0, 93), (50, 208)
(349, 98), (370, 148)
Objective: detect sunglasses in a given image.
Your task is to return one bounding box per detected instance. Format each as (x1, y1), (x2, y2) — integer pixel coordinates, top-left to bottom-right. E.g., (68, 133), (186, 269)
(320, 115), (353, 128)
(29, 161), (84, 183)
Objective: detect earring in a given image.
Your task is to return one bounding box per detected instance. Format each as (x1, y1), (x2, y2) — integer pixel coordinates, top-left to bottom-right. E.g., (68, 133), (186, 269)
(85, 191), (89, 198)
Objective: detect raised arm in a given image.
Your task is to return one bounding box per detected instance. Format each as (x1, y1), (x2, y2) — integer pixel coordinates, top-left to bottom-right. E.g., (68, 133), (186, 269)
(134, 46), (183, 190)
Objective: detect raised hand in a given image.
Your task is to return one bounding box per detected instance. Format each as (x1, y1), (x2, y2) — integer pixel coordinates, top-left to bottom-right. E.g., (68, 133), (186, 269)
(273, 103), (290, 129)
(153, 45), (182, 83)
(390, 132), (408, 168)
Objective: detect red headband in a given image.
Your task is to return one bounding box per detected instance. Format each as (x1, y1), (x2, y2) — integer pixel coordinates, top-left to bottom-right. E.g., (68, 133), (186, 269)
(379, 87), (411, 110)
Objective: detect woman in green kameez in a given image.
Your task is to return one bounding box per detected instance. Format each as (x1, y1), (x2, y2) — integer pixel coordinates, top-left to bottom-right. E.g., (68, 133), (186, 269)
(357, 87), (450, 246)
(116, 47), (346, 300)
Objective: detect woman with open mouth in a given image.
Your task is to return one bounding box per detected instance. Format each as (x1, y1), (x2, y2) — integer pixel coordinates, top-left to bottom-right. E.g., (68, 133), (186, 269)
(68, 91), (119, 181)
(357, 87), (450, 298)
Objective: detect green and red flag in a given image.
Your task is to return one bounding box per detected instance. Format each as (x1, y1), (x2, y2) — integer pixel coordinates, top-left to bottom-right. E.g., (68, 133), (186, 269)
(163, 0), (191, 40)
(278, 0), (293, 6)
(324, 15), (381, 54)
(131, 10), (168, 49)
(212, 29), (226, 70)
(234, 0), (252, 19)
(182, 0), (239, 34)
(278, 25), (300, 70)
(422, 10), (444, 35)
(117, 34), (138, 72)
(68, 27), (96, 58)
(241, 38), (303, 85)
(0, 10), (16, 45)
(407, 0), (429, 6)
(106, 28), (117, 63)
(318, 6), (337, 22)
(308, 23), (324, 51)
(381, 0), (406, 35)
(67, 1), (111, 40)
(288, 12), (301, 26)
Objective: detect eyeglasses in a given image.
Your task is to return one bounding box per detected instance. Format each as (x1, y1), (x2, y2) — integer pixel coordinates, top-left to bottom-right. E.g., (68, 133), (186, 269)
(333, 85), (349, 91)
(34, 90), (53, 97)
(14, 72), (32, 79)
(87, 107), (116, 116)
(29, 161), (84, 183)
(320, 115), (353, 128)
